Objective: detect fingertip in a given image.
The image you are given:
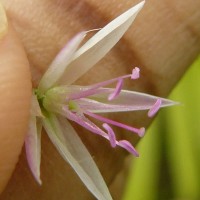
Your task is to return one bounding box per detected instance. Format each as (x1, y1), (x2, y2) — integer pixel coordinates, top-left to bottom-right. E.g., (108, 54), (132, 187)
(0, 6), (32, 193)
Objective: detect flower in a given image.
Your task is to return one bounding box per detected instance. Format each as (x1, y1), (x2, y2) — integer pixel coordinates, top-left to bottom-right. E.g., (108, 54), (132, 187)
(25, 1), (177, 200)
(40, 67), (173, 156)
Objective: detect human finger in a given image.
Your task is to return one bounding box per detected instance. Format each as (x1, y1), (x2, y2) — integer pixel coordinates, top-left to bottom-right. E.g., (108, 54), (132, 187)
(0, 3), (31, 193)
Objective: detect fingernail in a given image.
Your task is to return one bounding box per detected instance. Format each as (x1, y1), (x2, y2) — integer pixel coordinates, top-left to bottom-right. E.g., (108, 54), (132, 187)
(0, 2), (8, 40)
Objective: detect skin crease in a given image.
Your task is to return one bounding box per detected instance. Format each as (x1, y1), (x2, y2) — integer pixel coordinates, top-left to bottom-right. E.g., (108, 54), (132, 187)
(0, 0), (200, 199)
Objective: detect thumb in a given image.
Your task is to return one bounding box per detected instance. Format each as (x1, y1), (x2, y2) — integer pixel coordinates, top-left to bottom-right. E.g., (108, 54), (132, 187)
(0, 3), (31, 193)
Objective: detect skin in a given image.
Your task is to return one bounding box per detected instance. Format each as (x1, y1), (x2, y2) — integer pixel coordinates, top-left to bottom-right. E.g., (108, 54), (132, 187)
(0, 9), (32, 195)
(0, 0), (200, 199)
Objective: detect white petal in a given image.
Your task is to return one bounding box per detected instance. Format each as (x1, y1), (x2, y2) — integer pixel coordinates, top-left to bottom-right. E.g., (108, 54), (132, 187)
(76, 88), (178, 113)
(42, 114), (113, 200)
(58, 1), (145, 85)
(38, 32), (86, 92)
(25, 116), (42, 185)
(31, 93), (43, 117)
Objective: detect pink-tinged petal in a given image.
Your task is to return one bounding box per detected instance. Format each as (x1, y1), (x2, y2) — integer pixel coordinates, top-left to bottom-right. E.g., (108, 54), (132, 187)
(84, 111), (145, 137)
(38, 32), (86, 93)
(85, 88), (178, 112)
(31, 93), (43, 117)
(58, 1), (145, 85)
(117, 140), (139, 157)
(131, 67), (140, 79)
(43, 85), (177, 116)
(148, 98), (162, 117)
(25, 116), (42, 185)
(103, 123), (117, 147)
(74, 97), (142, 113)
(42, 114), (113, 200)
(108, 79), (123, 101)
(53, 85), (177, 113)
(45, 83), (177, 115)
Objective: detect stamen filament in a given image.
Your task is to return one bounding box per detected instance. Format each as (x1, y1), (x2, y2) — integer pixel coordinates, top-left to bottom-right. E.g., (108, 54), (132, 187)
(63, 108), (139, 155)
(108, 79), (123, 101)
(84, 111), (145, 137)
(69, 68), (139, 101)
(64, 108), (108, 138)
(103, 123), (117, 147)
(148, 98), (162, 117)
(117, 140), (139, 156)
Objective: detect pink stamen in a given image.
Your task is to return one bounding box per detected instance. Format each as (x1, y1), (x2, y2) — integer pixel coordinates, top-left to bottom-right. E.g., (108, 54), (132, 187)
(103, 123), (117, 147)
(69, 68), (140, 100)
(63, 107), (140, 156)
(137, 127), (145, 137)
(117, 140), (139, 156)
(131, 67), (140, 79)
(148, 98), (162, 117)
(84, 111), (145, 137)
(64, 108), (108, 138)
(108, 79), (123, 101)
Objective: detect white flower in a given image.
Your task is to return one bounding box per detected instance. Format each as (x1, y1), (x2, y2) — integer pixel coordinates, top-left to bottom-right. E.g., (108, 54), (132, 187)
(25, 1), (177, 199)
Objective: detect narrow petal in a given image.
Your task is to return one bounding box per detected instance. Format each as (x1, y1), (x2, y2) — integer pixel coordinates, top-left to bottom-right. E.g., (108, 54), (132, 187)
(58, 1), (145, 85)
(38, 32), (86, 92)
(25, 116), (42, 185)
(74, 88), (178, 113)
(42, 114), (113, 200)
(31, 93), (43, 117)
(49, 85), (177, 113)
(90, 88), (178, 111)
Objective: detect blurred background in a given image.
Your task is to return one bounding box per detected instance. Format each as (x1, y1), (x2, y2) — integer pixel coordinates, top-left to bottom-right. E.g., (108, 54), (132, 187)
(122, 56), (200, 200)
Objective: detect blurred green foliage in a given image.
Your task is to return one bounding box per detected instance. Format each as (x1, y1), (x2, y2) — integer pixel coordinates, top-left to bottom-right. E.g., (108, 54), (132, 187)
(123, 57), (200, 200)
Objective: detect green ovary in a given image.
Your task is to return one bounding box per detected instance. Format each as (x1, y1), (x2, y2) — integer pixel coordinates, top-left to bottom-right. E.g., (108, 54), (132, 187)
(40, 87), (79, 113)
